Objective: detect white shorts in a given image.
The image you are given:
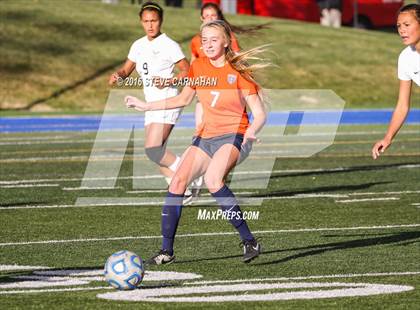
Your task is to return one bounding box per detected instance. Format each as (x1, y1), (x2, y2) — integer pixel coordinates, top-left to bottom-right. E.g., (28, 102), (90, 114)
(144, 108), (182, 126)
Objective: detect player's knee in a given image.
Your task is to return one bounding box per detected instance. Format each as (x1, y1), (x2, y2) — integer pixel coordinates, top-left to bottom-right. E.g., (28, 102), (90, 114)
(204, 173), (224, 192)
(145, 146), (166, 165)
(169, 174), (188, 193)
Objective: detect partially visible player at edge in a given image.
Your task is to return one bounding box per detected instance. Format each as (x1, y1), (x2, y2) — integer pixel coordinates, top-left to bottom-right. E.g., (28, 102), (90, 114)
(190, 2), (240, 64)
(108, 2), (192, 200)
(372, 4), (420, 159)
(125, 20), (269, 264)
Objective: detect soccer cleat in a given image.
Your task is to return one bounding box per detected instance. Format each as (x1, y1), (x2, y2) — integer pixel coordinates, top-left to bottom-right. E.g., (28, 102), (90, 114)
(242, 239), (261, 263)
(183, 188), (193, 205)
(190, 175), (204, 198)
(146, 250), (175, 265)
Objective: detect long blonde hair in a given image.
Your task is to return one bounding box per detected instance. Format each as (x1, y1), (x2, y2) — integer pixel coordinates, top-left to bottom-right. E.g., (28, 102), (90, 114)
(200, 20), (271, 87)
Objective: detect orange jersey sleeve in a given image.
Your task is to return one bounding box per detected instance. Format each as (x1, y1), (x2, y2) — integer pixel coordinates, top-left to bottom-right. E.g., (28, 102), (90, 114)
(190, 34), (204, 59)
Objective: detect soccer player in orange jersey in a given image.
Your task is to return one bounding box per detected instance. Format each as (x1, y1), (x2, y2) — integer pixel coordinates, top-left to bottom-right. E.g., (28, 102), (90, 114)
(125, 20), (268, 264)
(190, 2), (241, 158)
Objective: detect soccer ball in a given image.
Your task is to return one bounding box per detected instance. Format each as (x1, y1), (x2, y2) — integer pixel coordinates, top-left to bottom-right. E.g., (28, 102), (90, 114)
(104, 250), (145, 290)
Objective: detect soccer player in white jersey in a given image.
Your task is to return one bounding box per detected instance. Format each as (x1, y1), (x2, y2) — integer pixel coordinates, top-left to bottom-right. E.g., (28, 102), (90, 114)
(372, 4), (420, 159)
(108, 2), (192, 199)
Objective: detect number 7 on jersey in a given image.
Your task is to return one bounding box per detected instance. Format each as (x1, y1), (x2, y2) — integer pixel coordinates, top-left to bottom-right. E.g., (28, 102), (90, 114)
(210, 91), (220, 108)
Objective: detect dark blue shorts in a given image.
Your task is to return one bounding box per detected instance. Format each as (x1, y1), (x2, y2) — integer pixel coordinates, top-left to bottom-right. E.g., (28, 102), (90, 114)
(192, 133), (252, 164)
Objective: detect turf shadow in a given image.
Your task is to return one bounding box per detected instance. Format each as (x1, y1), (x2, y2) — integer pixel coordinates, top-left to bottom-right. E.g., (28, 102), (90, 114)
(254, 231), (420, 266)
(0, 201), (49, 208)
(238, 162), (420, 184)
(181, 182), (392, 209)
(246, 181), (392, 198)
(163, 231), (420, 265)
(175, 253), (242, 264)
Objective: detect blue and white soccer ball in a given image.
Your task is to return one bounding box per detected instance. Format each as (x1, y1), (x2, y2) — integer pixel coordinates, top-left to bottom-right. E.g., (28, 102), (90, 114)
(104, 250), (145, 290)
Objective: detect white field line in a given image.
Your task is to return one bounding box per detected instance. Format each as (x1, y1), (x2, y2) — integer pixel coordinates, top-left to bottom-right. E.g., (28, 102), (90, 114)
(62, 186), (123, 191)
(4, 138), (420, 157)
(126, 190), (257, 195)
(0, 194), (353, 210)
(398, 164), (420, 169)
(310, 152), (420, 158)
(200, 191), (257, 197)
(1, 190), (418, 210)
(184, 272), (420, 286)
(2, 165), (419, 186)
(126, 189), (169, 194)
(350, 190), (420, 196)
(0, 184), (59, 189)
(412, 203), (420, 206)
(0, 265), (50, 271)
(0, 272), (419, 296)
(3, 138), (420, 161)
(0, 175), (162, 185)
(264, 194), (349, 199)
(2, 152), (420, 163)
(1, 271), (419, 295)
(0, 224), (418, 247)
(0, 202), (162, 210)
(0, 134), (85, 141)
(1, 129), (419, 145)
(336, 198), (400, 204)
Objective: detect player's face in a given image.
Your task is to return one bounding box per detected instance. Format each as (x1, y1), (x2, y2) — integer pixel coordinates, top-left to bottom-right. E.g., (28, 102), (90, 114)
(201, 27), (227, 59)
(141, 10), (161, 39)
(201, 7), (219, 24)
(397, 12), (420, 46)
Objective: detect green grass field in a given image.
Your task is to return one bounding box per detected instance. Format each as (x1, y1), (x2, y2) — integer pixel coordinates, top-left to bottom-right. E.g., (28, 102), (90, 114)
(1, 0), (419, 308)
(0, 123), (419, 309)
(1, 0), (419, 113)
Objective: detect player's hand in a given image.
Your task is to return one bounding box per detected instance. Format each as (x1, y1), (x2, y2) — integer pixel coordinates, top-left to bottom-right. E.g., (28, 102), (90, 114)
(371, 138), (391, 159)
(242, 128), (260, 145)
(109, 72), (122, 86)
(152, 77), (171, 89)
(125, 96), (148, 111)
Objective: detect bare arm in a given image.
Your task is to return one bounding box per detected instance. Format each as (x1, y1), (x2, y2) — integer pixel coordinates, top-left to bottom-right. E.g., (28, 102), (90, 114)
(175, 58), (190, 80)
(242, 93), (267, 144)
(125, 86), (196, 111)
(153, 58), (190, 89)
(372, 80), (412, 159)
(109, 59), (136, 85)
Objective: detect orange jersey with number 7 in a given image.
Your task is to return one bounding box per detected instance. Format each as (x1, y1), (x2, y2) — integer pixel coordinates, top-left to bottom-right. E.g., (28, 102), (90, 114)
(187, 57), (258, 138)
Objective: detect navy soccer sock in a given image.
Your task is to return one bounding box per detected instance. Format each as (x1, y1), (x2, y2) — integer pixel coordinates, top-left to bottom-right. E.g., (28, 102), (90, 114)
(211, 184), (254, 241)
(161, 192), (184, 255)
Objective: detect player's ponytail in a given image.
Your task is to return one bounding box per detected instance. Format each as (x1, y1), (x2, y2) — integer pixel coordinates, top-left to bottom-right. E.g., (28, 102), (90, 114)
(201, 20), (271, 87)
